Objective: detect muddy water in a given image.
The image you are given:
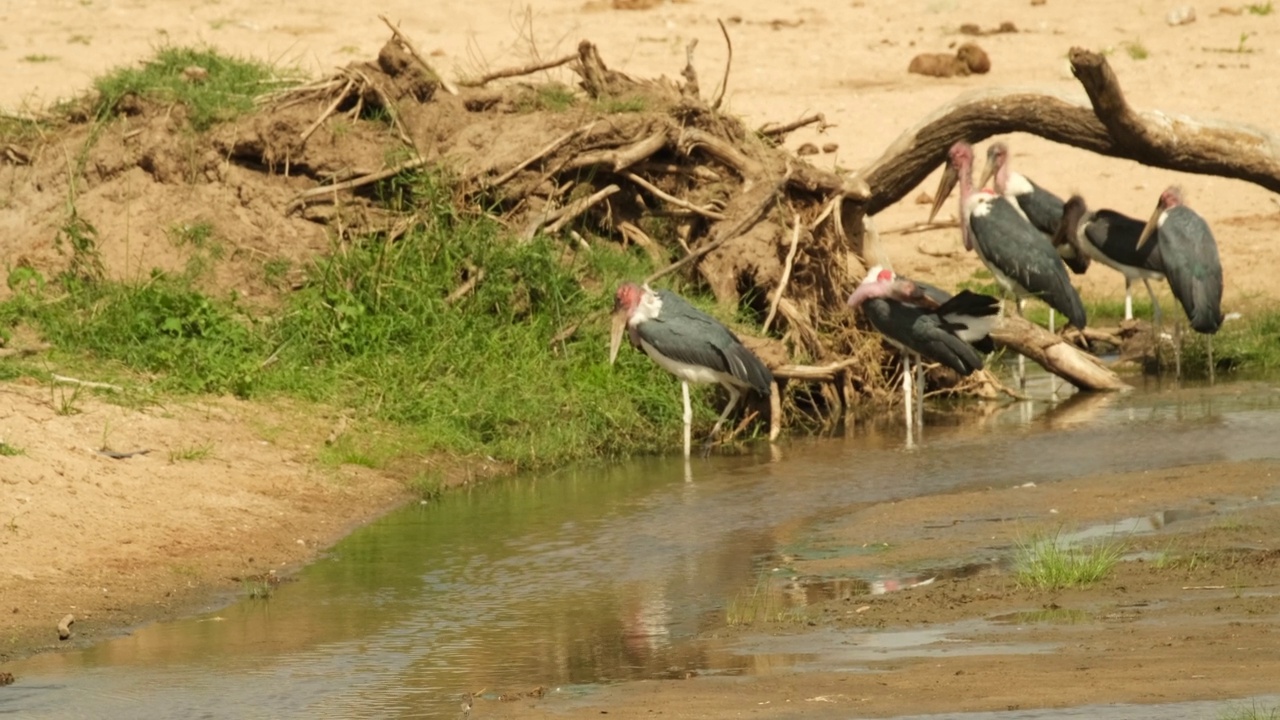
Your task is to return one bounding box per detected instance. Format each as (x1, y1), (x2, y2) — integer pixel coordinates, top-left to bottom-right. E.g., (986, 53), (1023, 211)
(4, 378), (1280, 719)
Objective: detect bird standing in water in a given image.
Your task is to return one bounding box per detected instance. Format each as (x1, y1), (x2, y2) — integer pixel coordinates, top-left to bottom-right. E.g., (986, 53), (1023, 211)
(609, 282), (773, 458)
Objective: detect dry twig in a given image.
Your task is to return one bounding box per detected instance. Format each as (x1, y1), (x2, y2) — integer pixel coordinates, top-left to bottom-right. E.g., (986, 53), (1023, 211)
(459, 53), (576, 87)
(624, 172), (725, 220)
(378, 15), (459, 95)
(762, 214), (803, 333)
(711, 19), (732, 110)
(759, 113), (826, 138)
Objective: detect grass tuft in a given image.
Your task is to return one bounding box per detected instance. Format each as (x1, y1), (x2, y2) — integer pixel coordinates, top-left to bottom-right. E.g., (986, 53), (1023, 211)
(1220, 702), (1280, 720)
(1123, 40), (1150, 60)
(3, 168), (712, 471)
(1014, 530), (1124, 590)
(725, 572), (807, 626)
(1248, 1), (1274, 15)
(0, 441), (23, 457)
(92, 46), (290, 130)
(168, 443), (214, 462)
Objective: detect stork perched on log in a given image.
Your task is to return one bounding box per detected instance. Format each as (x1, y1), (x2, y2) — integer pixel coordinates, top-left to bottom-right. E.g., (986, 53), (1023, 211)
(1056, 194), (1165, 323)
(1137, 186), (1225, 378)
(848, 266), (999, 438)
(609, 282), (773, 458)
(980, 141), (1090, 277)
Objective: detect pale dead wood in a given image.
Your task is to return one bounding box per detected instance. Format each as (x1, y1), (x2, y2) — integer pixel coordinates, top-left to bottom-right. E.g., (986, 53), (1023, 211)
(763, 214), (803, 333)
(299, 77), (355, 144)
(445, 266), (486, 305)
(564, 130), (669, 172)
(349, 68), (416, 150)
(632, 161), (721, 182)
(710, 19), (732, 111)
(57, 614), (74, 641)
(624, 172), (725, 220)
(772, 356), (864, 381)
(378, 14), (459, 95)
(678, 127), (763, 177)
(534, 184), (621, 238)
(1080, 326), (1126, 346)
(618, 221), (668, 265)
(459, 53), (576, 87)
(288, 156), (431, 210)
(645, 176), (785, 284)
(488, 122), (596, 187)
(991, 316), (1130, 392)
(759, 112), (826, 138)
(51, 374), (123, 392)
(856, 48), (1280, 214)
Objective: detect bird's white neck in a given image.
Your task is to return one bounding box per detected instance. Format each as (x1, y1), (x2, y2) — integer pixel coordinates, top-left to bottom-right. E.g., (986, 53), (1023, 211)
(630, 285), (664, 326)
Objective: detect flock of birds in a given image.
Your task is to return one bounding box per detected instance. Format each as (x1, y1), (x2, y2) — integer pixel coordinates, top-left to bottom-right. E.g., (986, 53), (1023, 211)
(609, 140), (1227, 457)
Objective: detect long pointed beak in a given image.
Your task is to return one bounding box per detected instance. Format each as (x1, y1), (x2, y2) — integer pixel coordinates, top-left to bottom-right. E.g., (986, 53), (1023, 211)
(1137, 203), (1163, 250)
(977, 158), (995, 193)
(608, 311), (627, 364)
(928, 164), (958, 224)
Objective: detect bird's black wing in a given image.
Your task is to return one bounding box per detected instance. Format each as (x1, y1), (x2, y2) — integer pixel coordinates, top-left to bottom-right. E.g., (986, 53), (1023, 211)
(1086, 209), (1163, 272)
(637, 291), (774, 394)
(864, 300), (985, 376)
(1158, 208), (1224, 334)
(973, 198), (1088, 329)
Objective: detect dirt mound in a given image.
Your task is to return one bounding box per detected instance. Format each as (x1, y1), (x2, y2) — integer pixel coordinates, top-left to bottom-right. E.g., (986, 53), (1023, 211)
(1, 32), (921, 427)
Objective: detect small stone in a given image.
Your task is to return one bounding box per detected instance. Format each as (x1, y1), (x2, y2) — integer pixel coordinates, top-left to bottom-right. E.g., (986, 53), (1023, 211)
(796, 142), (820, 156)
(821, 142), (839, 153)
(1166, 5), (1196, 25)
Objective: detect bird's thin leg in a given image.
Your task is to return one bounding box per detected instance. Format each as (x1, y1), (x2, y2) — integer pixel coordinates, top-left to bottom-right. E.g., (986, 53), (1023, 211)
(681, 381), (692, 459)
(703, 385), (741, 456)
(1015, 297), (1026, 318)
(1142, 278), (1163, 326)
(903, 355), (914, 435)
(1049, 308), (1056, 334)
(915, 357), (925, 430)
(1124, 278), (1135, 321)
(1174, 323), (1183, 380)
(1208, 336), (1216, 385)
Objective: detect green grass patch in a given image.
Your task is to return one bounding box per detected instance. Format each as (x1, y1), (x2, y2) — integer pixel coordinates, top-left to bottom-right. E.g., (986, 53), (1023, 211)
(20, 54), (58, 63)
(513, 83), (579, 113)
(168, 442), (214, 462)
(1176, 308), (1280, 376)
(1123, 40), (1149, 60)
(725, 572), (806, 627)
(0, 441), (23, 457)
(1014, 530), (1124, 590)
(93, 46), (292, 130)
(1220, 701), (1280, 720)
(3, 169), (720, 470)
(1248, 1), (1274, 15)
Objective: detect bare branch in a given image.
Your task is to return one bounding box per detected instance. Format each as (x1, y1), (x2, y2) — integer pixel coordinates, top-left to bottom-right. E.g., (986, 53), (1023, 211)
(299, 78), (355, 144)
(445, 266), (486, 305)
(564, 130), (669, 172)
(992, 316), (1129, 392)
(624, 172), (725, 220)
(458, 53), (576, 88)
(856, 47), (1280, 215)
(763, 214), (802, 333)
(288, 156), (431, 211)
(710, 19), (732, 110)
(487, 122), (597, 187)
(759, 112), (826, 138)
(378, 15), (459, 95)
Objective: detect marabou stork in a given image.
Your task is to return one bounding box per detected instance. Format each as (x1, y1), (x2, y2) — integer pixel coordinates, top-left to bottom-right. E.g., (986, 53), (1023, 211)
(847, 266), (999, 436)
(1137, 186), (1225, 377)
(980, 141), (1091, 278)
(609, 282), (774, 458)
(931, 141), (1087, 386)
(1055, 194), (1166, 323)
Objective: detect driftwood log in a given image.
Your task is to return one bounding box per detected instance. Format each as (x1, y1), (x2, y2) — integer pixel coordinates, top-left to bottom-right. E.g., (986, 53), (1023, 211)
(853, 47), (1280, 215)
(991, 317), (1129, 392)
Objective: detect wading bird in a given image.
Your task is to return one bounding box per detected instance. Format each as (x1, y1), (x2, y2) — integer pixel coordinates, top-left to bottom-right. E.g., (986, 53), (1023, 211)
(931, 141), (1086, 386)
(980, 141), (1090, 277)
(1137, 186), (1225, 376)
(609, 282), (773, 458)
(932, 141), (1087, 330)
(847, 266), (999, 436)
(1056, 194), (1165, 323)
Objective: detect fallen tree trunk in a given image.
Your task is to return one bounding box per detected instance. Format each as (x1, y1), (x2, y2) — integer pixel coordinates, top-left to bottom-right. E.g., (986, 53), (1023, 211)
(853, 47), (1280, 215)
(992, 317), (1130, 392)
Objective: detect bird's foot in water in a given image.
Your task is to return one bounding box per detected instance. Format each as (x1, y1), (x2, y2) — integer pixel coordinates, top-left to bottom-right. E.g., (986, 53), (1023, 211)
(700, 438), (718, 458)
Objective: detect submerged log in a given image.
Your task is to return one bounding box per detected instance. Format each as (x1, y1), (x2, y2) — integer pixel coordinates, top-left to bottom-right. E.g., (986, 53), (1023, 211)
(991, 316), (1130, 392)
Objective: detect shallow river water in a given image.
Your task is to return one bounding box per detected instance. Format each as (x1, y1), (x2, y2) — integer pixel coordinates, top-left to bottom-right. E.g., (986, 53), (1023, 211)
(4, 374), (1280, 719)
